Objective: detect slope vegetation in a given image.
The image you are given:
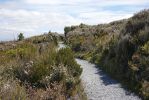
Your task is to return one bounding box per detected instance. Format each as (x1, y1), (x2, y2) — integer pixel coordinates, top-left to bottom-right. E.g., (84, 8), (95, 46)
(65, 9), (149, 99)
(0, 32), (83, 99)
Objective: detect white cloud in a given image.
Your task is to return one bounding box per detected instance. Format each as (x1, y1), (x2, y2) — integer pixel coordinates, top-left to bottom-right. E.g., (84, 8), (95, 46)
(78, 11), (133, 24)
(0, 8), (80, 38)
(24, 0), (92, 5)
(24, 0), (149, 6)
(98, 0), (149, 6)
(0, 0), (148, 41)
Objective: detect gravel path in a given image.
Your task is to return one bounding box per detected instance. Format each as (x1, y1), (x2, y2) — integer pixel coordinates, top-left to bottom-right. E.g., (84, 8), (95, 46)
(76, 59), (141, 100)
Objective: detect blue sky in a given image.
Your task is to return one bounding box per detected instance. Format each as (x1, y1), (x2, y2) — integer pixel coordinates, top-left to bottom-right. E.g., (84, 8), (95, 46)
(0, 0), (149, 41)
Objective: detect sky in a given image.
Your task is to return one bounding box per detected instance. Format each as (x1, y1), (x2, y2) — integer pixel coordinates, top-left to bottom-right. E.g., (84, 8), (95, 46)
(0, 0), (149, 41)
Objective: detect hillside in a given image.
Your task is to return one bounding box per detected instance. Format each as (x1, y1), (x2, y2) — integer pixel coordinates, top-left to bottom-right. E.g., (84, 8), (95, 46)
(0, 32), (83, 99)
(65, 9), (149, 99)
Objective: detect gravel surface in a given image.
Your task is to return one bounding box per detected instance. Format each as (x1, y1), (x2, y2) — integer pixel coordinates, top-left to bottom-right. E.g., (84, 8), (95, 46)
(76, 59), (141, 100)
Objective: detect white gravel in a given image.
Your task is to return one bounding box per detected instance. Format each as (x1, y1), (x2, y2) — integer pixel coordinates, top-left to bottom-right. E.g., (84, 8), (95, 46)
(76, 59), (141, 100)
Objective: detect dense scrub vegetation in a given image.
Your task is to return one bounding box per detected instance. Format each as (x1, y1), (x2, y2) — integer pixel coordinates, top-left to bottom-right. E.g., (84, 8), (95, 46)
(0, 33), (83, 99)
(65, 9), (149, 99)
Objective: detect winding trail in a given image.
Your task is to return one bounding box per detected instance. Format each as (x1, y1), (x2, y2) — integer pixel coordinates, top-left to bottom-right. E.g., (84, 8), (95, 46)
(76, 59), (141, 100)
(58, 43), (141, 100)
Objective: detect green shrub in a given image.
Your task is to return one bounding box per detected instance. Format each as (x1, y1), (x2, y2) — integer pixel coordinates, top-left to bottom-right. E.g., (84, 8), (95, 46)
(65, 78), (74, 90)
(65, 9), (149, 99)
(18, 33), (24, 41)
(141, 41), (149, 54)
(56, 48), (82, 77)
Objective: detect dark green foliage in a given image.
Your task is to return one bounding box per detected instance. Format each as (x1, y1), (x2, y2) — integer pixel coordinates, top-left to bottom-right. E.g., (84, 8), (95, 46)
(66, 9), (149, 99)
(14, 45), (82, 88)
(66, 78), (74, 90)
(56, 48), (82, 77)
(79, 23), (87, 28)
(18, 33), (24, 41)
(64, 27), (71, 37)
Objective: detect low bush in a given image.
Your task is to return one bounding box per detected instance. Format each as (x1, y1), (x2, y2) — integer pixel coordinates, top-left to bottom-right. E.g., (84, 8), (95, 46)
(0, 34), (82, 99)
(66, 9), (149, 99)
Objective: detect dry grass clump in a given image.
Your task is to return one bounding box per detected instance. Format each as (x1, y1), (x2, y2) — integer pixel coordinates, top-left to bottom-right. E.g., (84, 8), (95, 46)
(0, 34), (82, 99)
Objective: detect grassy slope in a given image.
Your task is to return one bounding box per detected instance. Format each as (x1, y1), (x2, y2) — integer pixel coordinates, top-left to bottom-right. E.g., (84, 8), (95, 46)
(65, 9), (149, 99)
(0, 32), (83, 99)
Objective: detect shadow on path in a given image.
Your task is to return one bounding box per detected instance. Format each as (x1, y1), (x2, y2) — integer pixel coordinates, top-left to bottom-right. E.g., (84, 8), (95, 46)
(94, 70), (118, 86)
(94, 64), (133, 96)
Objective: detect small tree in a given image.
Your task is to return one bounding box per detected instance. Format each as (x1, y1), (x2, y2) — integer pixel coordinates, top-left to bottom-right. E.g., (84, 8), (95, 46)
(18, 33), (24, 41)
(64, 27), (71, 37)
